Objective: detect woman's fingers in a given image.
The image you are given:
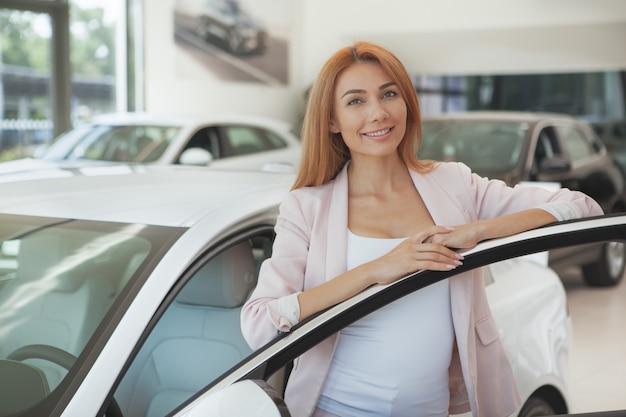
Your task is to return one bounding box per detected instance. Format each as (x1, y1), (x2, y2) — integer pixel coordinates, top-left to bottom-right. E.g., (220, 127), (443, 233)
(412, 225), (455, 244)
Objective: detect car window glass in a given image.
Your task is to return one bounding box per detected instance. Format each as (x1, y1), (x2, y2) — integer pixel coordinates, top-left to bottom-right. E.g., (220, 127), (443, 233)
(40, 124), (106, 160)
(533, 127), (561, 168)
(0, 222), (152, 414)
(265, 130), (288, 149)
(419, 120), (526, 175)
(556, 125), (594, 162)
(223, 126), (273, 157)
(59, 125), (181, 163)
(133, 126), (182, 163)
(182, 127), (221, 158)
(114, 233), (274, 417)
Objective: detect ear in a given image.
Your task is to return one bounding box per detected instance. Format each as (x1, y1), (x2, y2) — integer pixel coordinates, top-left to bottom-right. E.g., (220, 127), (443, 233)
(329, 118), (341, 134)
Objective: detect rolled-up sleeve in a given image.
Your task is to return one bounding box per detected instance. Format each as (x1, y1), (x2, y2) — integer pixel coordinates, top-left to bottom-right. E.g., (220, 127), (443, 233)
(240, 191), (311, 350)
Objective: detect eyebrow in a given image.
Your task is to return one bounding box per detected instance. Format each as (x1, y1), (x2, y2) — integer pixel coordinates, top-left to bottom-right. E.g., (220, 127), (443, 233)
(340, 82), (397, 99)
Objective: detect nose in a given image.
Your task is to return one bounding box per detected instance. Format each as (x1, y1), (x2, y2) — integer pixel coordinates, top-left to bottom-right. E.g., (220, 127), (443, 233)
(369, 99), (389, 122)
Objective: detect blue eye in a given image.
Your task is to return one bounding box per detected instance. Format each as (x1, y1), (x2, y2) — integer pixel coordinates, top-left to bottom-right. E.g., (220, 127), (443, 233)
(382, 90), (398, 99)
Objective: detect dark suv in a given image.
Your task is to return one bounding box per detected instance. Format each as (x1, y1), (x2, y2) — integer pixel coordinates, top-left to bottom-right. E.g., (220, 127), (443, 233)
(420, 111), (626, 287)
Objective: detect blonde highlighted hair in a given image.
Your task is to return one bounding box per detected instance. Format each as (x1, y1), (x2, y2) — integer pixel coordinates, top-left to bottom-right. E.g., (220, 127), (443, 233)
(293, 41), (434, 189)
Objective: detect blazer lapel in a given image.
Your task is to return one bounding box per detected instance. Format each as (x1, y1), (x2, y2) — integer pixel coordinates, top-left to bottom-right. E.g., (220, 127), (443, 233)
(325, 163), (350, 282)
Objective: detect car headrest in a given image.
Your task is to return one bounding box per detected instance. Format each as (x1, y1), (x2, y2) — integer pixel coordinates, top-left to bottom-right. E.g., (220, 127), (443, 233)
(177, 240), (257, 308)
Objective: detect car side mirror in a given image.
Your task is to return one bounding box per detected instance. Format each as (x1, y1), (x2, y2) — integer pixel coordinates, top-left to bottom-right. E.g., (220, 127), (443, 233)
(179, 148), (214, 166)
(538, 156), (571, 173)
(178, 380), (290, 417)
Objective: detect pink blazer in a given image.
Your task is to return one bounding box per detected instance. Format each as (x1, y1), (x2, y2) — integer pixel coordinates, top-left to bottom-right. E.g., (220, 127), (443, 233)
(241, 161), (602, 417)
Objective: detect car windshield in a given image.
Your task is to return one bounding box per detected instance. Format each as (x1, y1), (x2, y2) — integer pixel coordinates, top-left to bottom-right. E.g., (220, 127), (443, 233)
(0, 214), (185, 416)
(420, 119), (528, 176)
(41, 124), (182, 163)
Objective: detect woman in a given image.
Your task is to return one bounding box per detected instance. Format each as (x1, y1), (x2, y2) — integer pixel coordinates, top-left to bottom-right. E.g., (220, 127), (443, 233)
(240, 41), (602, 417)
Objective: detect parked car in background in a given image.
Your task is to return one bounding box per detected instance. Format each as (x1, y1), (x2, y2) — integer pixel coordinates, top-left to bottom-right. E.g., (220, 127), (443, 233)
(0, 112), (301, 180)
(0, 165), (583, 417)
(420, 111), (626, 287)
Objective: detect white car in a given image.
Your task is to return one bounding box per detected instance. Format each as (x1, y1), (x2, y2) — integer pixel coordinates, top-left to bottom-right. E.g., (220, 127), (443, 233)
(0, 112), (302, 182)
(1, 165), (615, 417)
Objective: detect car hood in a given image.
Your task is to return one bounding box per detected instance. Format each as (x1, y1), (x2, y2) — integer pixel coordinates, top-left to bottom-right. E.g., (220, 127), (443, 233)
(0, 158), (127, 182)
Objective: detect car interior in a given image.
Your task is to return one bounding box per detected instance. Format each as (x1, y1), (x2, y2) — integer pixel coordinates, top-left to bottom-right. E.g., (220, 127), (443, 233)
(0, 228), (152, 416)
(115, 235), (274, 417)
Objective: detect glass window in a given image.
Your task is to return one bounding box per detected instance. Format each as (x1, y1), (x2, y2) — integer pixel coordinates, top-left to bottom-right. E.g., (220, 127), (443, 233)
(223, 126), (274, 156)
(114, 232), (274, 417)
(0, 0), (138, 163)
(183, 127), (222, 158)
(420, 120), (527, 175)
(41, 123), (182, 162)
(556, 125), (594, 161)
(0, 8), (54, 161)
(69, 0), (123, 123)
(0, 214), (184, 415)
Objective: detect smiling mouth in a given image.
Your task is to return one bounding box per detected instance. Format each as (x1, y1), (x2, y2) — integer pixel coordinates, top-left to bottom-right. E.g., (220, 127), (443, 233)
(363, 127), (392, 137)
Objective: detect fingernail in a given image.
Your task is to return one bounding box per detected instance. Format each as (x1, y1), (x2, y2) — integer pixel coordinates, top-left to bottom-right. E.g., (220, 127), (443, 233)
(445, 226), (455, 231)
(455, 253), (464, 260)
(454, 260), (463, 266)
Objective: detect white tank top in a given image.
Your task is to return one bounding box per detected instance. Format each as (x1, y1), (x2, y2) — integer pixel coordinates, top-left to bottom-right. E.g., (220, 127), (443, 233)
(317, 230), (454, 417)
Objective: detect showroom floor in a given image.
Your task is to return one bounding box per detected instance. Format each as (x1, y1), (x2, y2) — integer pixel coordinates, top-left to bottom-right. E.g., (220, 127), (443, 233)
(561, 268), (626, 413)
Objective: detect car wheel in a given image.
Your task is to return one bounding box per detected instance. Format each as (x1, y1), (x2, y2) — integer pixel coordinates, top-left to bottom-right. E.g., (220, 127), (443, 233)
(518, 396), (556, 417)
(582, 240), (626, 287)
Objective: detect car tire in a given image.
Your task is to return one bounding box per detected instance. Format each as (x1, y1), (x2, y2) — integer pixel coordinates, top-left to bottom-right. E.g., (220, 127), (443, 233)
(582, 241), (626, 287)
(518, 396), (556, 417)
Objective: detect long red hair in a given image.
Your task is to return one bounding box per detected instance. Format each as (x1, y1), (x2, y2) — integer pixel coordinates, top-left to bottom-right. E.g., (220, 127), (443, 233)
(293, 41), (434, 189)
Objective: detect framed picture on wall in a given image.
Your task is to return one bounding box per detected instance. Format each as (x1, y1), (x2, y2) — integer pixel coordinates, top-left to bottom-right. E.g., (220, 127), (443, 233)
(172, 0), (289, 85)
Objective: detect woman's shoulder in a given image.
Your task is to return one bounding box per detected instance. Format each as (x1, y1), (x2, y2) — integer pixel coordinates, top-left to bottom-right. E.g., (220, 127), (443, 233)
(417, 160), (473, 179)
(280, 180), (335, 216)
(288, 180), (334, 201)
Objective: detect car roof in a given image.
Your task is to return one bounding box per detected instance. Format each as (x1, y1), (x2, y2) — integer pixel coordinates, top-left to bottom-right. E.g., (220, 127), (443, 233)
(422, 111), (580, 123)
(87, 112), (297, 133)
(0, 165), (295, 227)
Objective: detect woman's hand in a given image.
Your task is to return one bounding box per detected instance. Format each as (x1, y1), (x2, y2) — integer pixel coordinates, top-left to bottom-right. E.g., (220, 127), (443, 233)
(365, 225), (464, 286)
(426, 222), (484, 250)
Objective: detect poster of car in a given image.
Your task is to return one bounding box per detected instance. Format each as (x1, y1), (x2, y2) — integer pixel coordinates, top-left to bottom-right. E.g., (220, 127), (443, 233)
(173, 0), (290, 85)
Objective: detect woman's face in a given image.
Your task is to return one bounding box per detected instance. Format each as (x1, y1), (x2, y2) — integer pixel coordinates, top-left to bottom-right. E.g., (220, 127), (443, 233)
(330, 61), (407, 160)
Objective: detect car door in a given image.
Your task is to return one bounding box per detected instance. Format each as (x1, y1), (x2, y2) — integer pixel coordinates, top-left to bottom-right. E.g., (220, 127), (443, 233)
(169, 214), (626, 417)
(111, 227), (275, 417)
(553, 122), (622, 208)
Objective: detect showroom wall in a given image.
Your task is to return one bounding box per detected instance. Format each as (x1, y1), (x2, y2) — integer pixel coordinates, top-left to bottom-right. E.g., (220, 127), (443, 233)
(144, 0), (626, 127)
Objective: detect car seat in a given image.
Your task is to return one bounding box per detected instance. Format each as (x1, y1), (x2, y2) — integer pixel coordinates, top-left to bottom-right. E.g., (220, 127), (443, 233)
(115, 240), (257, 417)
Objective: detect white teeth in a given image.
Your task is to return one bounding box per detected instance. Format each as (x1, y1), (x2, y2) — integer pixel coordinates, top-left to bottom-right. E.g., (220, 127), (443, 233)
(365, 128), (390, 137)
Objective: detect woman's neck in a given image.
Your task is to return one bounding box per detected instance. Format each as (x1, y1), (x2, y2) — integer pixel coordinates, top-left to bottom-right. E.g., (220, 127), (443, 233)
(347, 155), (411, 196)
